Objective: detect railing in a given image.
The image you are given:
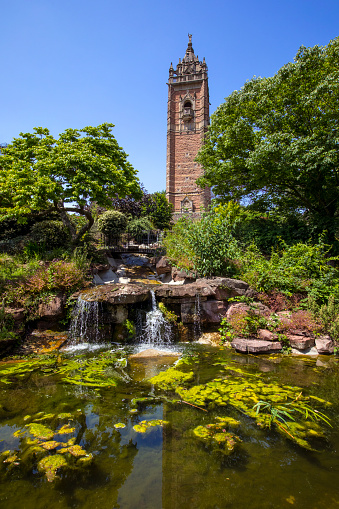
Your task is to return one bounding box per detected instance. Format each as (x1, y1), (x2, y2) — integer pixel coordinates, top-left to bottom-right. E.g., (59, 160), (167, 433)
(102, 230), (165, 254)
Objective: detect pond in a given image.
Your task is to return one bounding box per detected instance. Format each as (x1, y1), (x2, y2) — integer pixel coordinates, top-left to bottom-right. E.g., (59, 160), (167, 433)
(0, 342), (338, 509)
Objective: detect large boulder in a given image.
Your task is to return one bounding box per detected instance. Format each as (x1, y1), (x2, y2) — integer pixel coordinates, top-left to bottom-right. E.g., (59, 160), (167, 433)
(231, 338), (282, 354)
(156, 256), (172, 275)
(286, 334), (315, 350)
(315, 335), (334, 354)
(38, 293), (65, 320)
(201, 300), (228, 323)
(78, 284), (150, 305)
(226, 302), (271, 320)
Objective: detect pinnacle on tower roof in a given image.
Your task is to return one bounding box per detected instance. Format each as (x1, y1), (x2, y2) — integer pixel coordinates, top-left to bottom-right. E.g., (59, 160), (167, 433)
(183, 33), (195, 62)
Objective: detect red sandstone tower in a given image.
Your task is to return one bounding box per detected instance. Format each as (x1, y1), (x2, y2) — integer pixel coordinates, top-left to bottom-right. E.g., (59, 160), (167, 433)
(166, 35), (211, 217)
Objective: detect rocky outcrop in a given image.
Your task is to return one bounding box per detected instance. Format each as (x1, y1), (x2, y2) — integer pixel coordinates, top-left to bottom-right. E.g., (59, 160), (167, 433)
(315, 335), (334, 354)
(231, 338), (283, 354)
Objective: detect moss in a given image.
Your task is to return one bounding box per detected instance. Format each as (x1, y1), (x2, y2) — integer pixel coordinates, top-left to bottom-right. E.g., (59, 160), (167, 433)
(38, 454), (68, 482)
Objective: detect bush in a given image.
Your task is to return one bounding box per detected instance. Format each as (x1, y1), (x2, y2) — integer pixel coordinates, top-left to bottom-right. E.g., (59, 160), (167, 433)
(97, 211), (128, 237)
(163, 206), (240, 277)
(126, 217), (153, 238)
(30, 220), (70, 249)
(239, 238), (339, 303)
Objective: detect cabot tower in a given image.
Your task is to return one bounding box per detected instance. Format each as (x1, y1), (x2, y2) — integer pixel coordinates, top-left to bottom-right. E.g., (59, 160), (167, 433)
(166, 35), (211, 216)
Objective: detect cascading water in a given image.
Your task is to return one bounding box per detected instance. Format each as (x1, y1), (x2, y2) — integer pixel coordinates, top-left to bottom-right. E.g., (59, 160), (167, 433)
(141, 291), (172, 345)
(193, 293), (202, 340)
(69, 297), (102, 344)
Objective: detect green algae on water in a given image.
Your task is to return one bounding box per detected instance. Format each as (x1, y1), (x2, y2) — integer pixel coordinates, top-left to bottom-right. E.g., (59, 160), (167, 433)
(133, 420), (169, 433)
(149, 366), (194, 390)
(38, 454), (67, 482)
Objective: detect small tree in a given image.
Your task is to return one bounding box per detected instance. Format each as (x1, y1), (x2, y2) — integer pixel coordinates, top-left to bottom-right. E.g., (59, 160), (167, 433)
(0, 123), (142, 248)
(97, 211), (128, 237)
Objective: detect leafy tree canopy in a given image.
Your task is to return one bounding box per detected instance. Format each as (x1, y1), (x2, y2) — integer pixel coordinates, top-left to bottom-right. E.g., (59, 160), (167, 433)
(0, 123), (142, 246)
(196, 37), (339, 243)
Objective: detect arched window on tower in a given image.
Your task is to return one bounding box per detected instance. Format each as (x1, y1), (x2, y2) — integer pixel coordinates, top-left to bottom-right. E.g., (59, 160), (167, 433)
(182, 100), (194, 131)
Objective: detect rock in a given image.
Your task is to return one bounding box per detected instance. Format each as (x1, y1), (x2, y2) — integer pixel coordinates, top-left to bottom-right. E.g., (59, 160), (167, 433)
(196, 332), (221, 346)
(201, 300), (228, 323)
(315, 335), (334, 354)
(5, 307), (25, 322)
(286, 335), (315, 350)
(171, 267), (189, 282)
(98, 269), (119, 284)
(291, 346), (318, 356)
(156, 256), (172, 275)
(257, 329), (278, 341)
(129, 348), (180, 359)
(212, 278), (250, 299)
(231, 338), (282, 354)
(92, 274), (104, 285)
(79, 284), (151, 305)
(158, 273), (173, 284)
(38, 293), (64, 320)
(226, 302), (271, 320)
(107, 257), (119, 270)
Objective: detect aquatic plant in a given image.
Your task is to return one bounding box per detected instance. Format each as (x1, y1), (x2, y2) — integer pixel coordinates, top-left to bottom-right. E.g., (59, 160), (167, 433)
(133, 419), (169, 433)
(149, 366), (194, 391)
(193, 417), (241, 455)
(38, 454), (67, 482)
(0, 349), (129, 388)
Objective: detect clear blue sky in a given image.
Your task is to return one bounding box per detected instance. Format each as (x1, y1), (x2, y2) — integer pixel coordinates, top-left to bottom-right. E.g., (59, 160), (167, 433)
(1, 0), (338, 193)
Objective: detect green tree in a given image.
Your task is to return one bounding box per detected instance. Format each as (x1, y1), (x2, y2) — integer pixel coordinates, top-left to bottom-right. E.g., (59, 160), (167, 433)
(0, 123), (142, 247)
(145, 191), (173, 230)
(196, 37), (339, 245)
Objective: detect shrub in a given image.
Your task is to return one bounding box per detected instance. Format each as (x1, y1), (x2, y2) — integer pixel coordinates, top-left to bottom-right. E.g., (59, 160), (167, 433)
(163, 206), (240, 277)
(239, 238), (339, 303)
(30, 220), (70, 249)
(126, 217), (153, 238)
(97, 211), (128, 237)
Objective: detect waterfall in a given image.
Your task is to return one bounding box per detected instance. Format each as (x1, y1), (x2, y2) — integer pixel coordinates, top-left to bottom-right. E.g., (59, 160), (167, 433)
(193, 293), (202, 340)
(141, 291), (172, 345)
(69, 297), (102, 344)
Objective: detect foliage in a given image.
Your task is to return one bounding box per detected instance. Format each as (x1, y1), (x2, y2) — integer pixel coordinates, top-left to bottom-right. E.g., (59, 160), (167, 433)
(307, 295), (339, 340)
(0, 123), (142, 247)
(163, 205), (240, 277)
(223, 308), (268, 340)
(108, 188), (173, 230)
(197, 37), (339, 246)
(234, 209), (310, 254)
(97, 210), (128, 237)
(126, 217), (154, 237)
(30, 220), (70, 249)
(4, 260), (88, 308)
(146, 191), (173, 230)
(239, 238), (339, 302)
